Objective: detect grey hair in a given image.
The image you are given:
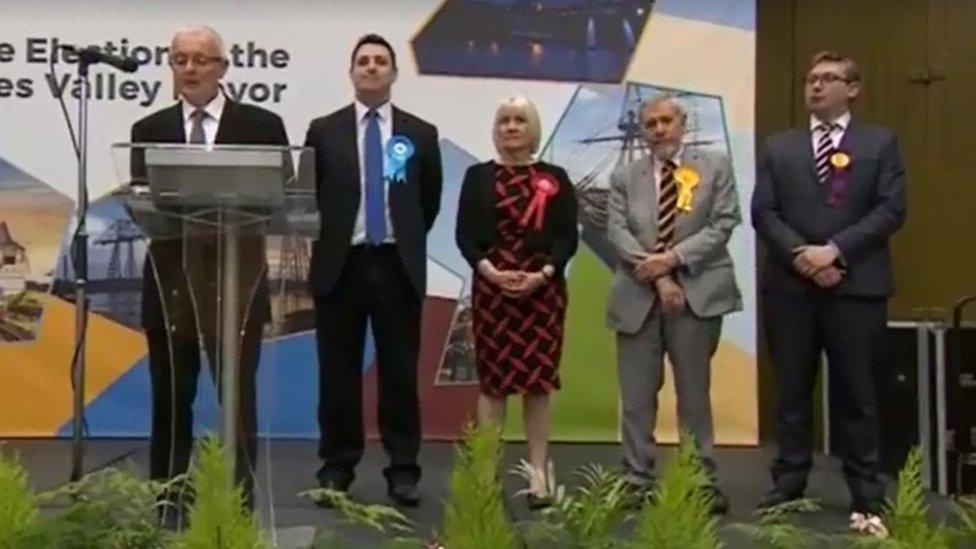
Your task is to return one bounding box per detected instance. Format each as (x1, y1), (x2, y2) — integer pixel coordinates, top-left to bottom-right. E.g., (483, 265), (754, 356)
(493, 95), (543, 154)
(172, 25), (228, 59)
(639, 94), (687, 124)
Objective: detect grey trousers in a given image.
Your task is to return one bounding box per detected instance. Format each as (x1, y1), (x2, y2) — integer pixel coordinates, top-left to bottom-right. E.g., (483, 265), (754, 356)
(615, 303), (722, 486)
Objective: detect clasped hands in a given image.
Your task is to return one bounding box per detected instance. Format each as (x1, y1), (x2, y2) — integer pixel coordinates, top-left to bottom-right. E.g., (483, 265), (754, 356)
(630, 250), (684, 313)
(629, 250), (679, 284)
(792, 244), (844, 288)
(479, 261), (547, 299)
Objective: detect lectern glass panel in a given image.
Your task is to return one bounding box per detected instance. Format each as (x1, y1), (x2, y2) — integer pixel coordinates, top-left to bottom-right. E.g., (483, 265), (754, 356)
(111, 143), (318, 527)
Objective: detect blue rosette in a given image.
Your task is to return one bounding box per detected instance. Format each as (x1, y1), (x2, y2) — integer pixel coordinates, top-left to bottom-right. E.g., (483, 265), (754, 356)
(384, 135), (415, 184)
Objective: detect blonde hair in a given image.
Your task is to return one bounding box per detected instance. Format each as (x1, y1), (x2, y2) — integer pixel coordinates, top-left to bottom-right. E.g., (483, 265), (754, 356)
(492, 95), (542, 155)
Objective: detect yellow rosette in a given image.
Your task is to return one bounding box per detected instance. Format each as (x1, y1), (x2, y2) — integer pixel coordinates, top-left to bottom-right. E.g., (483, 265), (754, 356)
(673, 166), (700, 212)
(830, 152), (851, 169)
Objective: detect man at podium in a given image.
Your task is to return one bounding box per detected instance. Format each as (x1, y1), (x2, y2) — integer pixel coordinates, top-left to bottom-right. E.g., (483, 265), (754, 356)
(129, 25), (289, 509)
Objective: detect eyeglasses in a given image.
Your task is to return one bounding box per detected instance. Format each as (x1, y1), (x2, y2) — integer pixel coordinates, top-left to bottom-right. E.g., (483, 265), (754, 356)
(804, 73), (851, 86)
(170, 54), (224, 67)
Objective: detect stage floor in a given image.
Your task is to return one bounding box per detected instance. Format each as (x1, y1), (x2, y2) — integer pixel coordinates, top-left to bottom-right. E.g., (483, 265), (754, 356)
(1, 439), (956, 547)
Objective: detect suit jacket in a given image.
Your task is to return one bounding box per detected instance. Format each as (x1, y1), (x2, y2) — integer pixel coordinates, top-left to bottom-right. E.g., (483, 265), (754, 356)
(303, 104), (442, 298)
(455, 161), (578, 275)
(751, 120), (906, 297)
(130, 98), (290, 330)
(606, 149), (743, 334)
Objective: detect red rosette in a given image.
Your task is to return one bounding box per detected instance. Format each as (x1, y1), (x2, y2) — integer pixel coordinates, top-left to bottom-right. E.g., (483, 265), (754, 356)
(519, 170), (559, 230)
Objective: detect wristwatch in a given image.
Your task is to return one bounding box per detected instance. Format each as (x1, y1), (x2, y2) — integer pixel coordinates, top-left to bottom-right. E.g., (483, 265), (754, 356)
(541, 265), (556, 279)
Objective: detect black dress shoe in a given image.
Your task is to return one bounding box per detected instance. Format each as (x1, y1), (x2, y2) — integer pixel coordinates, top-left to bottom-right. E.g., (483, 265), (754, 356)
(315, 467), (353, 509)
(157, 488), (190, 529)
(621, 480), (654, 510)
(852, 499), (884, 517)
(387, 481), (421, 507)
(757, 488), (802, 510)
(157, 505), (185, 531)
(526, 492), (552, 510)
(704, 485), (730, 515)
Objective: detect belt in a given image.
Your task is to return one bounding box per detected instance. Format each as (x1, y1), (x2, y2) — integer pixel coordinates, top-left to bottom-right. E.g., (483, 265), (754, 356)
(351, 242), (397, 251)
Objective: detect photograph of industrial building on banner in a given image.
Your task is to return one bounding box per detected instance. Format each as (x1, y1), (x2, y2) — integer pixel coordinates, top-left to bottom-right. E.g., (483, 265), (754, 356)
(0, 156), (73, 342)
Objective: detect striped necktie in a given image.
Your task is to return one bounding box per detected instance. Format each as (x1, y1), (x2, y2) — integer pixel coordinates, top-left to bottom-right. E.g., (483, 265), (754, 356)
(814, 123), (838, 183)
(654, 159), (678, 253)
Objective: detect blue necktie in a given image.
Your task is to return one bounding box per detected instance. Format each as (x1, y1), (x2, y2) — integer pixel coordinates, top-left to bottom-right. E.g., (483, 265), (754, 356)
(364, 109), (386, 245)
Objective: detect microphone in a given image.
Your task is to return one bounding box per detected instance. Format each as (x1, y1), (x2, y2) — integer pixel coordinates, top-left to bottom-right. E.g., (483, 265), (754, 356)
(61, 45), (138, 73)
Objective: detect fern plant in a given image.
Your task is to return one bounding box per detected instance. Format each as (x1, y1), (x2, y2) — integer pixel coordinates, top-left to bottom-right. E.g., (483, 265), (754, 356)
(300, 487), (420, 548)
(27, 466), (174, 549)
(841, 447), (951, 549)
(517, 462), (631, 549)
(729, 498), (827, 549)
(887, 447), (932, 534)
(0, 450), (38, 549)
(440, 423), (518, 549)
(880, 447), (951, 548)
(631, 436), (721, 549)
(176, 435), (267, 549)
(951, 495), (976, 545)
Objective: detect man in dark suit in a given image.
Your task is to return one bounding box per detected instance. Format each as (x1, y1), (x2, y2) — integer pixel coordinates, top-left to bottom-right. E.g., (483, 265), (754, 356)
(130, 26), (289, 510)
(304, 34), (442, 506)
(752, 50), (906, 520)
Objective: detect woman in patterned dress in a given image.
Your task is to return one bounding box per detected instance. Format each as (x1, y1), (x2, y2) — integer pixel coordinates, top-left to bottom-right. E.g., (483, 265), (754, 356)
(455, 96), (578, 506)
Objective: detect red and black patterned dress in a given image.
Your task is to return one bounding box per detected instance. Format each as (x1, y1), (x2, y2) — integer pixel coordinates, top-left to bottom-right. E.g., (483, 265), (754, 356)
(471, 162), (567, 397)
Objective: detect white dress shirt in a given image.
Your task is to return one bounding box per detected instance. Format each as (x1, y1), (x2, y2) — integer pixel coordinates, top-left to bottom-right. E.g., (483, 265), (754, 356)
(651, 146), (684, 194)
(181, 92), (225, 145)
(809, 110), (851, 152)
(352, 100), (395, 245)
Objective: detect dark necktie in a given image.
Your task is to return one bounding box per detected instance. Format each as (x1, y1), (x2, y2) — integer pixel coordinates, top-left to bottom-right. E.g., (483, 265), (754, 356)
(189, 109), (207, 144)
(364, 109), (386, 245)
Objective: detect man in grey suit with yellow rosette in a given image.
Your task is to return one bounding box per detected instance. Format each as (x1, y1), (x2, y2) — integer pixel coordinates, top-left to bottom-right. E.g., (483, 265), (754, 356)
(606, 96), (742, 514)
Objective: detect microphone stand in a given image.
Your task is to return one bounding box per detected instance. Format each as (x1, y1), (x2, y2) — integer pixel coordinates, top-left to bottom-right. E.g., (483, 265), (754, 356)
(57, 46), (137, 482)
(70, 52), (94, 483)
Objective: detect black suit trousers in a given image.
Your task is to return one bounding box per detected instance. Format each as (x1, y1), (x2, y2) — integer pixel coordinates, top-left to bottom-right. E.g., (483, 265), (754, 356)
(146, 272), (263, 507)
(314, 244), (422, 483)
(765, 292), (887, 509)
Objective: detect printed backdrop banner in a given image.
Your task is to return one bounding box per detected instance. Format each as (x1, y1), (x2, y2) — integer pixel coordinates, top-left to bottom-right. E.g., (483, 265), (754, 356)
(0, 0), (757, 443)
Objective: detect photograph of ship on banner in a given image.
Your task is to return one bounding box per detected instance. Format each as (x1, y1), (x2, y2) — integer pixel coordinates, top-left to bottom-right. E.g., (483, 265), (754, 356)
(437, 82), (731, 386)
(541, 82), (730, 266)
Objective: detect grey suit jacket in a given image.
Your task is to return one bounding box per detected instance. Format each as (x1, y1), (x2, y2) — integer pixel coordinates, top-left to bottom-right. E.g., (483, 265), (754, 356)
(751, 120), (906, 297)
(606, 148), (743, 334)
